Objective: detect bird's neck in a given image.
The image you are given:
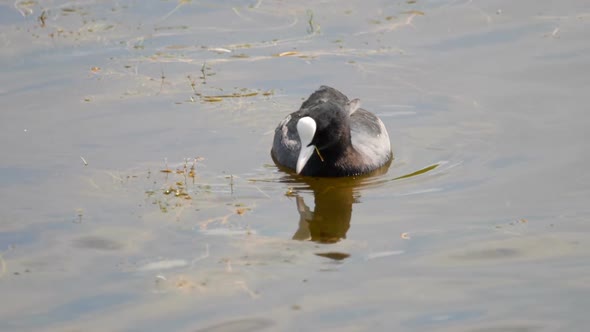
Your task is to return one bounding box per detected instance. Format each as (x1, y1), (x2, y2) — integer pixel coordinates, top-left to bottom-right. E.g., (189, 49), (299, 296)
(317, 138), (366, 176)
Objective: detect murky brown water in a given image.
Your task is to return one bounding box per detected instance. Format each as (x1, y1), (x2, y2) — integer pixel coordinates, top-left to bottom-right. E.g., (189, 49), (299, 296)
(1, 0), (589, 331)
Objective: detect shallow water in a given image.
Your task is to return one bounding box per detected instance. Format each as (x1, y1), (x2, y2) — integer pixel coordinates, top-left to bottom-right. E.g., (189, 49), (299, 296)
(1, 0), (589, 331)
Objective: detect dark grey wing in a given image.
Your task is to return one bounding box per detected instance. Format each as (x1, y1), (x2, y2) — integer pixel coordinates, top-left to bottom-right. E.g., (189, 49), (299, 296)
(271, 112), (303, 170)
(350, 109), (392, 168)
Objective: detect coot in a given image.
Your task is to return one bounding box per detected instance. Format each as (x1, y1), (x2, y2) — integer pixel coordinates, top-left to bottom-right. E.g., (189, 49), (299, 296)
(271, 86), (392, 177)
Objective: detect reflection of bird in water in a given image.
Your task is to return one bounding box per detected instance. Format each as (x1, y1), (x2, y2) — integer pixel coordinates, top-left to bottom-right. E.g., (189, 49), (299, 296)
(272, 86), (392, 177)
(291, 178), (357, 244)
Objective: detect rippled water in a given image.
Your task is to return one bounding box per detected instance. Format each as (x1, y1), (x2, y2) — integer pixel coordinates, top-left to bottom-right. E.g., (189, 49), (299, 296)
(1, 0), (589, 331)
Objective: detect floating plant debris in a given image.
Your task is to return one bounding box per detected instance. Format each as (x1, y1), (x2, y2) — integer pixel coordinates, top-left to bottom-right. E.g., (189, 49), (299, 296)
(403, 10), (425, 16)
(392, 163), (439, 180)
(275, 51), (299, 57)
(201, 91), (259, 103)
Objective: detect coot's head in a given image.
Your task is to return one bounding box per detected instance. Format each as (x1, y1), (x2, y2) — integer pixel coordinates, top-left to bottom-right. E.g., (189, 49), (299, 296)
(296, 99), (360, 174)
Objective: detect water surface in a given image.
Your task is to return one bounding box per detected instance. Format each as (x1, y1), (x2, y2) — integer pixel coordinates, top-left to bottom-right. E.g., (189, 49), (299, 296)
(1, 0), (589, 331)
